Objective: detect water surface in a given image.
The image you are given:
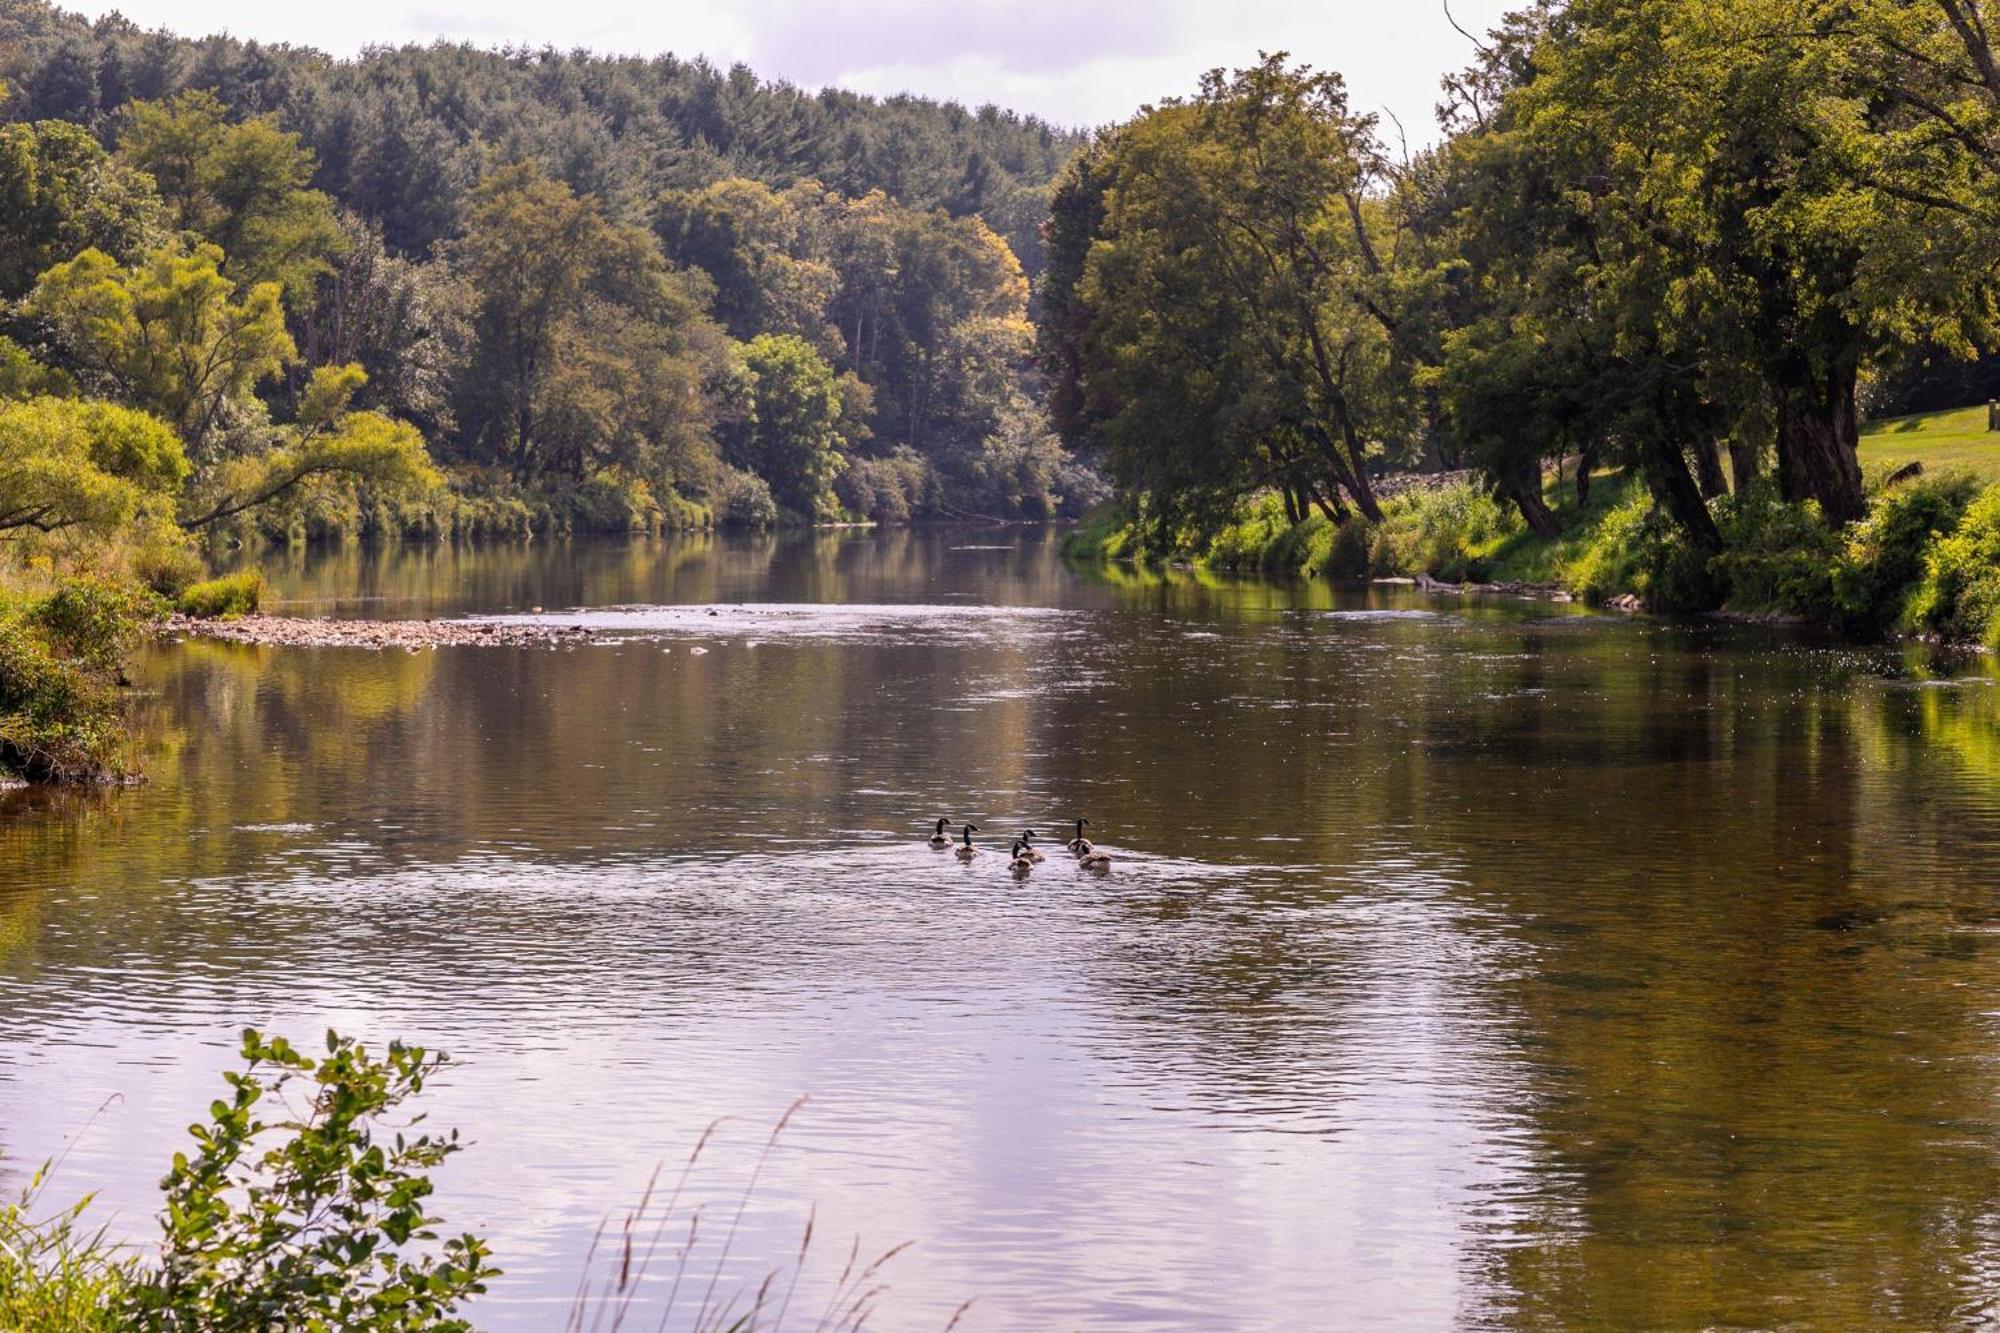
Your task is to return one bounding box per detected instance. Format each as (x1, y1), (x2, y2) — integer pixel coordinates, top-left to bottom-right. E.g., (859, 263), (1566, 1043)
(4, 528), (2000, 1329)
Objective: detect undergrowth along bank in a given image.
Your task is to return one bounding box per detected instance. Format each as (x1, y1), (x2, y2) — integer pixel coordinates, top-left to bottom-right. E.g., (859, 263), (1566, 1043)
(1067, 469), (2000, 648)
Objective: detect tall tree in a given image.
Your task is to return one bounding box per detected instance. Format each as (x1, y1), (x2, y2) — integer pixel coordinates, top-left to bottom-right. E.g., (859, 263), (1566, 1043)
(0, 117), (163, 298)
(117, 89), (343, 305)
(452, 162), (721, 489)
(1051, 56), (1412, 526)
(28, 241), (295, 458)
(728, 333), (852, 517)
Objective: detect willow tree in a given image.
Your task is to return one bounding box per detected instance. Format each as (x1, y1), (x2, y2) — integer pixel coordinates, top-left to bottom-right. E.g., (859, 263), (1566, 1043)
(29, 242), (294, 459)
(1051, 55), (1413, 527)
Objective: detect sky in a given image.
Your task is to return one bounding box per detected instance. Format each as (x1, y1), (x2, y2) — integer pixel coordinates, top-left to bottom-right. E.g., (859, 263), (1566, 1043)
(64, 0), (1517, 138)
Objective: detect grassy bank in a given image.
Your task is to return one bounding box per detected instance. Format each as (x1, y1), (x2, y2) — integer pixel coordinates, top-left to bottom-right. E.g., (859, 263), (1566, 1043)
(1068, 467), (2000, 647)
(1860, 405), (2000, 482)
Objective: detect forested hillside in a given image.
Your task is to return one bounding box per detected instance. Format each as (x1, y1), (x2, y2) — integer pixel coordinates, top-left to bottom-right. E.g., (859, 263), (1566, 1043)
(0, 0), (1099, 539)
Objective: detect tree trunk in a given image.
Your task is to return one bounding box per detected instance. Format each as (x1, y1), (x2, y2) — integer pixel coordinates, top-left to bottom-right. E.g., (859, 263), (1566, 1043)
(1304, 481), (1348, 525)
(1306, 421), (1382, 522)
(1773, 360), (1866, 524)
(1506, 474), (1561, 538)
(1341, 473), (1383, 522)
(1640, 431), (1722, 551)
(1326, 401), (1386, 523)
(1728, 438), (1759, 493)
(1303, 423), (1373, 522)
(1692, 437), (1729, 498)
(1280, 486), (1302, 525)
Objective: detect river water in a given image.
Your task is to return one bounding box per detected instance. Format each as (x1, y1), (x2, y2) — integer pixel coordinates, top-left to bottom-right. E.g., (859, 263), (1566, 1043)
(4, 528), (2000, 1330)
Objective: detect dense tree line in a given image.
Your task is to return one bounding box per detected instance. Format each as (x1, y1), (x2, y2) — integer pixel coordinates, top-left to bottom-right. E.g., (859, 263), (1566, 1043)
(0, 0), (1100, 537)
(0, 0), (1078, 272)
(1041, 1), (2000, 599)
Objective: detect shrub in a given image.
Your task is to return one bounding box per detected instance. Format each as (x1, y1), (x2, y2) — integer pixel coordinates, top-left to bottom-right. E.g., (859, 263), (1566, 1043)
(1061, 503), (1131, 562)
(1557, 487), (1655, 603)
(125, 1029), (498, 1330)
(1629, 511), (1723, 610)
(1713, 484), (1841, 619)
(1831, 472), (1980, 636)
(0, 1030), (497, 1330)
(0, 575), (156, 783)
(447, 488), (536, 540)
(713, 465), (779, 528)
(28, 576), (162, 672)
(130, 534), (205, 598)
(176, 570), (263, 619)
(0, 615), (127, 783)
(1368, 482), (1519, 581)
(1908, 483), (2000, 646)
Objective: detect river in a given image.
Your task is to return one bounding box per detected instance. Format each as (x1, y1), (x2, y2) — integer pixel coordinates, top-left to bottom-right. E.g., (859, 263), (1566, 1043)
(3, 527), (2000, 1330)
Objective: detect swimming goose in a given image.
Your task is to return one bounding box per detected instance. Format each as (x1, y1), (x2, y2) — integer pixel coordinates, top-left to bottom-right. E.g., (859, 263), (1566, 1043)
(928, 817), (952, 848)
(1066, 818), (1094, 855)
(955, 823), (980, 860)
(1009, 839), (1037, 874)
(1018, 830), (1047, 862)
(1078, 846), (1111, 871)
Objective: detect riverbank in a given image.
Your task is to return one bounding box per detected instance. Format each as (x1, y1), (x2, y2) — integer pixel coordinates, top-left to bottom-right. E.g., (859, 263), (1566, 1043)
(161, 613), (599, 649)
(1067, 468), (2000, 646)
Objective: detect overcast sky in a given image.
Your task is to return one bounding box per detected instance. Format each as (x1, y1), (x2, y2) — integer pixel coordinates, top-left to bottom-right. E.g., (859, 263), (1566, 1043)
(65, 0), (1516, 137)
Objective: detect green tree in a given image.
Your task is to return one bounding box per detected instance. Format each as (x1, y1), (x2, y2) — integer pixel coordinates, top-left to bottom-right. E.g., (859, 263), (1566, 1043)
(27, 242), (295, 459)
(118, 89), (344, 304)
(454, 163), (723, 492)
(1472, 0), (1992, 526)
(297, 211), (468, 438)
(655, 176), (838, 345)
(731, 332), (850, 517)
(0, 396), (188, 537)
(179, 363), (439, 530)
(0, 118), (163, 298)
(1053, 57), (1410, 528)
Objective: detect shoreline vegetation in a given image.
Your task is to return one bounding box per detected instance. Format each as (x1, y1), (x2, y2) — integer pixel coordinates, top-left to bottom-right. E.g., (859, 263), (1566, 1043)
(1064, 457), (2000, 647)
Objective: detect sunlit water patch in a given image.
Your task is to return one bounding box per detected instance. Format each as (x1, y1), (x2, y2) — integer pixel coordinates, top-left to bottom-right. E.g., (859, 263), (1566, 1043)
(478, 601), (1078, 647)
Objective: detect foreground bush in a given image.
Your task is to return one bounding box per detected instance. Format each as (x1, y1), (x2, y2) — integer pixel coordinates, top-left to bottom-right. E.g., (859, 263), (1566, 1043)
(0, 1030), (497, 1330)
(175, 570), (263, 619)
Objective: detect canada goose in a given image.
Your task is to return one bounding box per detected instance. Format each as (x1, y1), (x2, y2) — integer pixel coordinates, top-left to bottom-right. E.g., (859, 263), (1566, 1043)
(1018, 830), (1047, 862)
(1078, 847), (1111, 871)
(1067, 818), (1094, 855)
(928, 817), (952, 848)
(955, 824), (980, 860)
(1009, 839), (1036, 874)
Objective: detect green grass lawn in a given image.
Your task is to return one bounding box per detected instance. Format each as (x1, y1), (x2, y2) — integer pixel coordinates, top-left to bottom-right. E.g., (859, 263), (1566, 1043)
(1861, 404), (2000, 481)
